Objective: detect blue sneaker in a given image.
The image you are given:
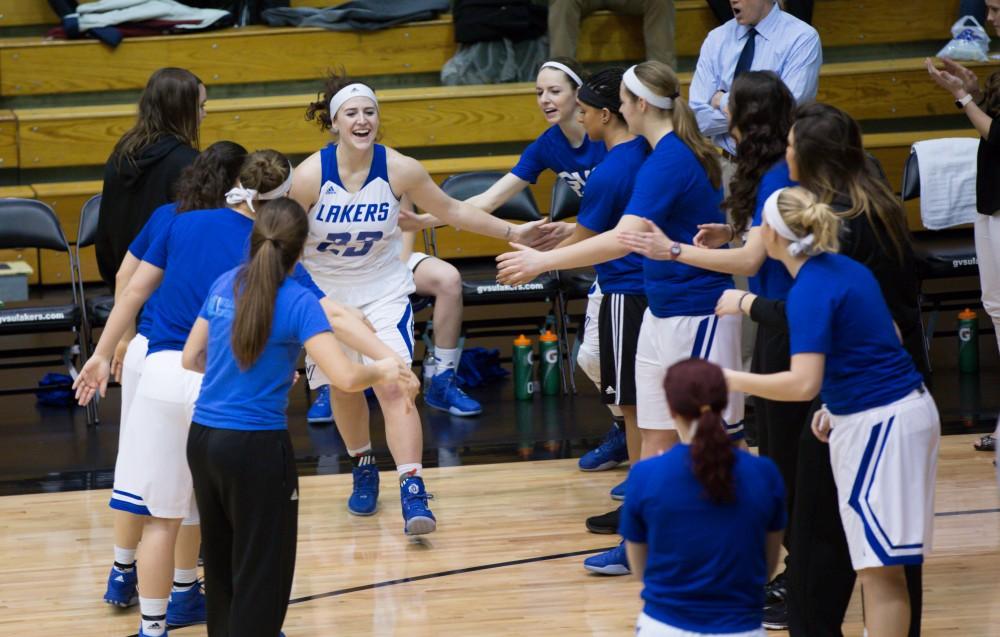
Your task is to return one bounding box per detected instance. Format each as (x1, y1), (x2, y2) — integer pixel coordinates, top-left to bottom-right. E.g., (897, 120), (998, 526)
(424, 369), (482, 417)
(578, 423), (628, 471)
(400, 476), (436, 535)
(307, 385), (333, 424)
(103, 565), (138, 608)
(610, 478), (626, 501)
(166, 580), (206, 627)
(583, 542), (630, 575)
(348, 463), (379, 516)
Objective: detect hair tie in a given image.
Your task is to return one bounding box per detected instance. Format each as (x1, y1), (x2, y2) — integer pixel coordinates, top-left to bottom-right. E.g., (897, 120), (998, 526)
(699, 404), (712, 414)
(225, 182), (259, 212)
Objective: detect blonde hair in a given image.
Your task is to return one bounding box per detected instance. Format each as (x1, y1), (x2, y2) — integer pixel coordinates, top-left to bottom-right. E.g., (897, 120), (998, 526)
(626, 61), (721, 189)
(776, 187), (840, 254)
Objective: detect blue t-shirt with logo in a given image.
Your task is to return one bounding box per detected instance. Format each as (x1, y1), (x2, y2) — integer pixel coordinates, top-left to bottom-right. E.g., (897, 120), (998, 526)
(748, 160), (796, 300)
(511, 125), (606, 196)
(620, 445), (786, 633)
(576, 137), (648, 295)
(623, 133), (733, 317)
(193, 267), (331, 430)
(127, 203), (176, 338)
(787, 252), (924, 415)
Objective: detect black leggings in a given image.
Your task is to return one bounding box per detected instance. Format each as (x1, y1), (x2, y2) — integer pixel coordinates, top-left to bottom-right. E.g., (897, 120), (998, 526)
(187, 423), (298, 637)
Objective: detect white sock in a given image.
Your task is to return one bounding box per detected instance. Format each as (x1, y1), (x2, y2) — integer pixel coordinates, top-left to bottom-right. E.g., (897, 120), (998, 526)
(433, 346), (460, 374)
(397, 463), (423, 480)
(347, 443), (373, 457)
(113, 546), (136, 569)
(172, 567), (198, 591)
(139, 597), (168, 636)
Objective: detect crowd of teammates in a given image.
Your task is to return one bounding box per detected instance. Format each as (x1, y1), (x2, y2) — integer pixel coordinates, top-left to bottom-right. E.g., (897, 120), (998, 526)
(68, 3), (952, 635)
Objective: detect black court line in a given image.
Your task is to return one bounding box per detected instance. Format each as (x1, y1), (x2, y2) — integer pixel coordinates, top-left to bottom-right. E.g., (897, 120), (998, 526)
(136, 505), (1000, 636)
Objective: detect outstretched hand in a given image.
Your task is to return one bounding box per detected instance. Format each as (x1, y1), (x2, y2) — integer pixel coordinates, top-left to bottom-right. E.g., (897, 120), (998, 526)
(925, 57), (971, 98)
(617, 218), (675, 260)
(511, 218), (550, 247)
(496, 242), (546, 286)
(693, 223), (732, 248)
(73, 355), (111, 406)
(528, 220), (575, 251)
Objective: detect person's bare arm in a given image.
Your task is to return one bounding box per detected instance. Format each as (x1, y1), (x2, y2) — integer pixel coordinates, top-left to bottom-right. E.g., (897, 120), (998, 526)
(724, 353), (825, 402)
(625, 541), (648, 581)
(765, 530), (784, 581)
(181, 318), (209, 373)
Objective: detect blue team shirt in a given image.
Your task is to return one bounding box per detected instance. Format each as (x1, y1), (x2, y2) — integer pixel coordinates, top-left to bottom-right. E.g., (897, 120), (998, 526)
(576, 137), (648, 295)
(128, 203), (176, 338)
(748, 161), (796, 300)
(787, 252), (924, 415)
(142, 208), (323, 355)
(193, 267), (331, 430)
(620, 445), (786, 633)
(511, 125), (606, 196)
(623, 133), (733, 317)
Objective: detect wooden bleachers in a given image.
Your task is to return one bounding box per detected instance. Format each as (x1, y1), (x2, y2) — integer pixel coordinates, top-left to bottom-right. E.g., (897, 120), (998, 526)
(0, 0), (959, 96)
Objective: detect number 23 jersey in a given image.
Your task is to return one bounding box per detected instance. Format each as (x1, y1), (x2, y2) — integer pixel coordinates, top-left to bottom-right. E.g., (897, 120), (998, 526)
(303, 143), (415, 307)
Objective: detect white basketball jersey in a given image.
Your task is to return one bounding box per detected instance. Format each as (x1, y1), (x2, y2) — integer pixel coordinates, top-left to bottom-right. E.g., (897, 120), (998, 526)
(303, 143), (414, 306)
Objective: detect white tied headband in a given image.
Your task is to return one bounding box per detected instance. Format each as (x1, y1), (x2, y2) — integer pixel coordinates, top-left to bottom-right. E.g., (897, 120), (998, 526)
(540, 61), (583, 87)
(328, 83), (379, 118)
(762, 188), (816, 257)
(623, 65), (674, 110)
(225, 164), (294, 213)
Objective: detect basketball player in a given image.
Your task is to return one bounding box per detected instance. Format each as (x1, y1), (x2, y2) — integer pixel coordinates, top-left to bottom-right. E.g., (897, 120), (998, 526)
(723, 187), (940, 637)
(183, 198), (416, 637)
(291, 72), (546, 534)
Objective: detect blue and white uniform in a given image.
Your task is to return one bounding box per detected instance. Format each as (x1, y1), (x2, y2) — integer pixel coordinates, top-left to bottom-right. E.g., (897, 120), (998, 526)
(621, 445), (785, 636)
(303, 143), (414, 387)
(625, 133), (744, 434)
(788, 252), (939, 569)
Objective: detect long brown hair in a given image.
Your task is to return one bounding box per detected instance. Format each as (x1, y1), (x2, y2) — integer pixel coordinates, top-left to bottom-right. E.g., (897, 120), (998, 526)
(231, 198), (309, 369)
(792, 103), (910, 263)
(724, 71), (795, 232)
(664, 358), (734, 504)
(174, 141), (247, 212)
(113, 67), (202, 169)
(626, 61), (721, 189)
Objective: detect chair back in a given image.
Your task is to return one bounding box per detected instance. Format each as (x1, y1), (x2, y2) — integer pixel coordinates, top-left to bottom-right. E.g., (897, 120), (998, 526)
(549, 178), (581, 222)
(441, 171), (541, 222)
(0, 199), (69, 252)
(901, 150), (920, 201)
(77, 195), (102, 248)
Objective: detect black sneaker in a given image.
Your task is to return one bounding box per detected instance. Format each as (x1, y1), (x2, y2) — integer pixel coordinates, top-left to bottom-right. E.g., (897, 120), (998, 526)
(765, 571), (788, 605)
(585, 506), (621, 534)
(762, 599), (788, 631)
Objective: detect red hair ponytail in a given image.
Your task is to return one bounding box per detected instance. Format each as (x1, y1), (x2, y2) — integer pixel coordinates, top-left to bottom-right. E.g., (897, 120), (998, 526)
(664, 358), (735, 503)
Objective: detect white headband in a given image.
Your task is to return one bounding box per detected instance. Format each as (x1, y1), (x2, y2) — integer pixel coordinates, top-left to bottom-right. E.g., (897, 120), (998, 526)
(540, 61), (583, 88)
(329, 83), (379, 118)
(225, 164), (294, 213)
(762, 188), (816, 257)
(623, 65), (675, 110)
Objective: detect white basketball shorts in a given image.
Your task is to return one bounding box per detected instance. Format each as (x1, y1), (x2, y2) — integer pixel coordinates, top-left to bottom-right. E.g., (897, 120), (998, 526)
(576, 280), (602, 384)
(110, 350), (203, 522)
(119, 333), (148, 444)
(829, 389), (940, 570)
(635, 310), (744, 436)
(406, 250), (433, 273)
(636, 612), (765, 637)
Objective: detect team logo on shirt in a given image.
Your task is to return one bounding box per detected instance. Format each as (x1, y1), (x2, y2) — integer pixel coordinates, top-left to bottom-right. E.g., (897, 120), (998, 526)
(557, 170), (591, 197)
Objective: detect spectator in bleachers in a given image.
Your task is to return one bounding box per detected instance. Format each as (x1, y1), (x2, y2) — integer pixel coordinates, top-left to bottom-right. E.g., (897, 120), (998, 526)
(548, 1), (677, 67)
(689, 0), (820, 160)
(706, 0), (813, 24)
(96, 67), (205, 290)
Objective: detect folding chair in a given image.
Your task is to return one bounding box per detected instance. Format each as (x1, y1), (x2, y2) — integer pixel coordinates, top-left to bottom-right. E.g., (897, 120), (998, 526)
(0, 198), (91, 422)
(74, 194), (114, 360)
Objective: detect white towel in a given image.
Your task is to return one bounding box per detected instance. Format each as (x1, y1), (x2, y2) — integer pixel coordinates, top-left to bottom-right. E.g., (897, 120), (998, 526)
(912, 138), (979, 230)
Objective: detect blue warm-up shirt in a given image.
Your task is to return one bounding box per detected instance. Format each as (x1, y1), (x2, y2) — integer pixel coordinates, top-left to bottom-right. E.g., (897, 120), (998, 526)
(127, 203), (176, 337)
(511, 125), (606, 196)
(748, 160), (796, 300)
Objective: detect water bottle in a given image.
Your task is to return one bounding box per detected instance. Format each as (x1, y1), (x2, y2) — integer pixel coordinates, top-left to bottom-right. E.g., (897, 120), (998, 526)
(958, 308), (979, 374)
(539, 330), (560, 396)
(422, 350), (437, 387)
(513, 334), (535, 400)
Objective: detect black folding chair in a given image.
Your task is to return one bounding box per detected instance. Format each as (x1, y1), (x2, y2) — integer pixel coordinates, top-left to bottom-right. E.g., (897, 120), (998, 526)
(0, 198), (92, 422)
(74, 194), (114, 360)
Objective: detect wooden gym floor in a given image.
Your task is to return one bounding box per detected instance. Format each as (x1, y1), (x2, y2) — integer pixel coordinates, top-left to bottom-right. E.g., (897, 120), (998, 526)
(0, 433), (996, 636)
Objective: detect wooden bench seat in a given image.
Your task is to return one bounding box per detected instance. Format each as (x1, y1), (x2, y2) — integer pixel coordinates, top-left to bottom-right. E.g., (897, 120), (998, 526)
(0, 0), (959, 96)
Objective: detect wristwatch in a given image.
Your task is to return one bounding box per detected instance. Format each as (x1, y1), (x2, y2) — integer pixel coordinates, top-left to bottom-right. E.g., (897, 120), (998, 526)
(668, 241), (682, 260)
(956, 93), (974, 109)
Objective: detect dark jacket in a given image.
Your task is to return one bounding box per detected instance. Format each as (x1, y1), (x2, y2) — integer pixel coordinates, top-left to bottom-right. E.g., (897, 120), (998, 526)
(262, 0), (449, 30)
(96, 137), (197, 288)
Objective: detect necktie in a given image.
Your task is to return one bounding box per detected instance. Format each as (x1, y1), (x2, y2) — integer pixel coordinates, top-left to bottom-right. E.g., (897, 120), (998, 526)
(734, 27), (757, 78)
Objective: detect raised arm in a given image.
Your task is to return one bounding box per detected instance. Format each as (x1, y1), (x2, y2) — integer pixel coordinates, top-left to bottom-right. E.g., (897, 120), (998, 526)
(465, 172), (531, 213)
(619, 219), (767, 276)
(927, 57), (994, 139)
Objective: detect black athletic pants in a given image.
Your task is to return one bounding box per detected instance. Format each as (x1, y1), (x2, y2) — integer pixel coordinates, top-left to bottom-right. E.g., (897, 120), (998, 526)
(187, 423), (299, 637)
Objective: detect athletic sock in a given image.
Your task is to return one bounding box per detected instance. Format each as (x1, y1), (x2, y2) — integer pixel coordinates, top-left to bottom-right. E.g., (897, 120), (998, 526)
(433, 346), (460, 374)
(172, 567), (198, 592)
(113, 546), (136, 571)
(349, 444), (375, 468)
(139, 597), (168, 636)
(397, 463), (423, 482)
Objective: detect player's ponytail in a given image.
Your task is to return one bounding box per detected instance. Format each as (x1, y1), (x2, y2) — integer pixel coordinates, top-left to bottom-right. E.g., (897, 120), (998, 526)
(230, 198), (309, 369)
(628, 61), (721, 189)
(664, 358), (734, 504)
(776, 187), (841, 255)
